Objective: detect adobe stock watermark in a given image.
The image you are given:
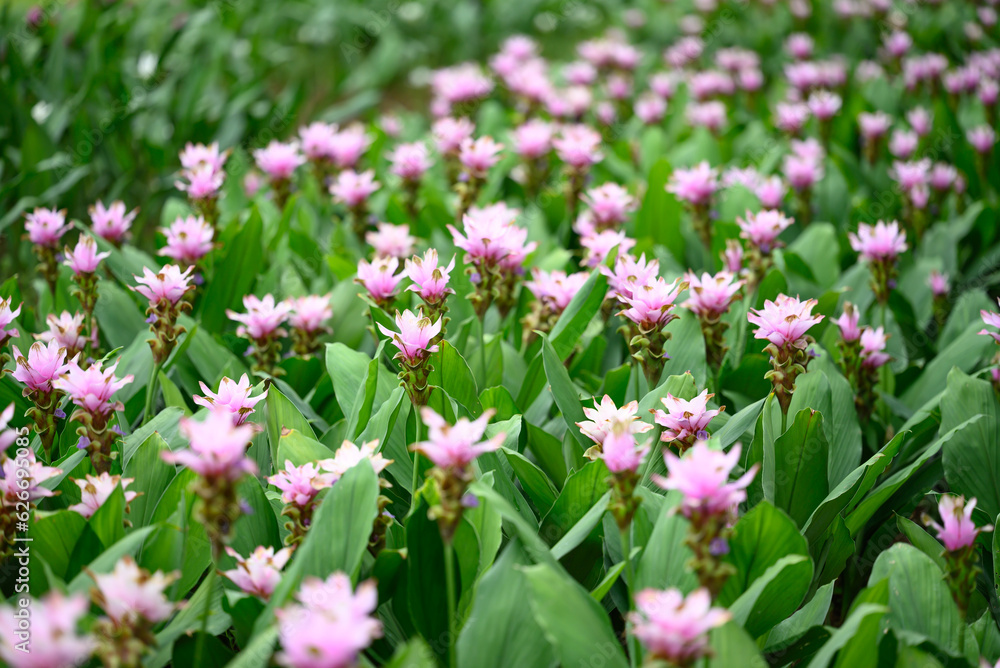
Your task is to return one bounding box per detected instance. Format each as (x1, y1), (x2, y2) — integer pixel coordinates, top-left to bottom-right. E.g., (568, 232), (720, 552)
(7, 422), (36, 656)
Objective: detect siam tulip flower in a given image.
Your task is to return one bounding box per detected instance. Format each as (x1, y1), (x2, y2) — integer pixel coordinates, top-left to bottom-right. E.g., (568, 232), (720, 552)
(924, 495), (994, 619)
(286, 294), (333, 355)
(929, 270), (950, 298)
(630, 588), (730, 666)
(25, 207), (70, 294)
(786, 33), (814, 60)
(807, 89), (842, 121)
(522, 269), (591, 342)
(132, 264), (196, 365)
(0, 447), (61, 510)
(223, 546), (293, 600)
(0, 404), (14, 451)
(458, 136), (504, 179)
(722, 240), (744, 275)
(581, 183), (636, 230)
(618, 277), (687, 386)
(89, 200), (137, 245)
(0, 592), (93, 668)
(554, 124), (604, 222)
(601, 420), (651, 529)
(889, 129), (919, 159)
(889, 159), (931, 193)
(929, 163), (957, 192)
(968, 125), (996, 155)
(406, 249), (455, 314)
(858, 111), (892, 162)
(432, 117), (476, 156)
(686, 101), (727, 134)
(907, 107), (933, 137)
(318, 439), (393, 483)
(329, 124), (373, 170)
(68, 472), (138, 519)
(737, 209), (793, 254)
(579, 229), (635, 269)
(782, 153), (824, 192)
(175, 163), (225, 202)
(356, 255), (404, 309)
(227, 294), (292, 374)
(754, 175), (787, 209)
(980, 299), (1000, 346)
(275, 574), (382, 668)
(748, 295), (823, 416)
(0, 297), (21, 371)
(331, 168), (380, 239)
(564, 60), (597, 86)
(63, 235), (108, 276)
(12, 340), (72, 457)
(366, 223), (416, 259)
(36, 310), (88, 358)
(194, 374), (268, 426)
(667, 161), (719, 249)
(849, 220), (907, 304)
(378, 309), (441, 407)
(775, 102), (811, 135)
(601, 253), (660, 302)
(635, 93), (667, 125)
(835, 302), (861, 342)
(650, 71), (679, 99)
(159, 215), (214, 265)
(859, 326), (890, 368)
(54, 358), (133, 472)
(577, 395), (654, 450)
(254, 140), (305, 182)
(511, 118), (554, 160)
(299, 121), (339, 163)
(389, 142), (432, 183)
(268, 460), (334, 543)
(683, 272), (744, 373)
(430, 62), (494, 111)
(180, 141), (229, 172)
(652, 390), (724, 453)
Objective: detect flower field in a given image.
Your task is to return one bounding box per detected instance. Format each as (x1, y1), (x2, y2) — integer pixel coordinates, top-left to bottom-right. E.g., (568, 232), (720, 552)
(3, 1), (1000, 667)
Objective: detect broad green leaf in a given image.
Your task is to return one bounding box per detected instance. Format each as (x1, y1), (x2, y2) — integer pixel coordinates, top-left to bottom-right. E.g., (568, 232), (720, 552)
(729, 554), (813, 638)
(541, 335), (588, 449)
(940, 368), (1000, 520)
(765, 408), (830, 527)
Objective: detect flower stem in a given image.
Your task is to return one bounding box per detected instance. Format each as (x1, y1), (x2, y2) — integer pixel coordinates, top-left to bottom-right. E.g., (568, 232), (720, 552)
(412, 413), (422, 499)
(620, 524), (639, 668)
(780, 406), (788, 435)
(443, 538), (458, 668)
(193, 566), (216, 668)
(479, 316), (487, 387)
(142, 360), (164, 425)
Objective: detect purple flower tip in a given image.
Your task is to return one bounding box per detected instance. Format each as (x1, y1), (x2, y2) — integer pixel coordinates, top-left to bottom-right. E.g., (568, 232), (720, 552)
(461, 493), (480, 509)
(54, 408), (66, 419)
(239, 499), (255, 515)
(709, 537), (730, 556)
(77, 435), (91, 450)
(146, 314), (158, 324)
(194, 273), (205, 285)
(696, 429), (710, 441)
(112, 425), (124, 436)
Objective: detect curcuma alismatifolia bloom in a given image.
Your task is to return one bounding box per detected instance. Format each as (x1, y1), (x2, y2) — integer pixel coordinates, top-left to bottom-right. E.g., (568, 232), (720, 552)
(599, 419), (650, 531)
(63, 235), (108, 356)
(194, 373), (268, 426)
(0, 297), (21, 373)
(159, 215), (215, 266)
(683, 271), (744, 375)
(223, 545), (293, 600)
(0, 446), (62, 555)
(652, 390), (724, 454)
(406, 248), (456, 324)
(616, 275), (687, 387)
(522, 268), (590, 344)
(90, 200), (137, 246)
(331, 169), (380, 239)
(0, 591), (93, 668)
(849, 220), (908, 305)
(286, 294), (333, 355)
(227, 294), (293, 375)
(923, 495), (994, 620)
(25, 207), (71, 295)
(36, 310), (88, 359)
(378, 309), (442, 406)
(577, 395), (654, 460)
(132, 264), (196, 365)
(12, 340), (73, 457)
(667, 161), (719, 249)
(68, 472), (139, 520)
(629, 587), (730, 667)
(356, 255), (405, 310)
(54, 358), (133, 474)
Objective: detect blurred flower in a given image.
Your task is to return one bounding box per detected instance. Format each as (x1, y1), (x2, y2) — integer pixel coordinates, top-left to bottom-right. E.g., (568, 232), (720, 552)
(287, 294), (333, 335)
(581, 183), (635, 229)
(511, 119), (554, 159)
(859, 326), (891, 368)
(89, 200), (137, 245)
(980, 298), (1000, 345)
(0, 448), (61, 504)
(175, 163), (225, 200)
(0, 297), (20, 349)
(667, 162), (718, 206)
(835, 302), (861, 342)
(269, 461), (333, 507)
(459, 136), (504, 178)
(654, 441), (756, 518)
(926, 495), (993, 552)
(24, 207), (70, 248)
(330, 169), (380, 208)
(68, 472), (138, 519)
(159, 215), (214, 265)
(93, 556), (176, 626)
(849, 220), (908, 262)
(318, 439), (392, 482)
(413, 407), (503, 470)
(579, 229), (635, 268)
(180, 142), (229, 172)
(968, 125), (996, 154)
(254, 140), (305, 181)
(737, 209), (793, 253)
(907, 107), (933, 137)
(329, 125), (373, 169)
(389, 142), (432, 182)
(599, 422), (649, 474)
(630, 587), (730, 666)
(366, 223), (416, 259)
(227, 294), (292, 340)
(299, 121), (338, 162)
(553, 124), (603, 170)
(807, 90), (841, 120)
(928, 270), (950, 297)
(164, 408), (257, 481)
(0, 592), (93, 668)
(432, 117), (476, 155)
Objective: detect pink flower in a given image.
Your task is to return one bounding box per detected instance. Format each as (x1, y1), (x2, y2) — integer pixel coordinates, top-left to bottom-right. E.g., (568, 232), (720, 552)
(929, 163), (957, 191)
(0, 297), (21, 346)
(650, 71), (679, 99)
(36, 311), (87, 356)
(754, 176), (787, 209)
(553, 124), (603, 170)
(377, 309), (441, 366)
(775, 102), (811, 134)
(159, 215), (214, 264)
(413, 407), (504, 470)
(582, 183), (635, 228)
(618, 277), (686, 330)
(90, 200), (137, 244)
(835, 303), (861, 342)
(786, 33), (814, 59)
(448, 205), (536, 269)
(131, 265), (195, 306)
(459, 136), (504, 178)
(888, 159), (930, 192)
(330, 169), (380, 208)
(0, 592), (93, 668)
(889, 129), (919, 159)
(654, 441), (757, 517)
(53, 359), (133, 417)
(722, 240), (744, 274)
(24, 208), (70, 247)
(859, 326), (891, 368)
(511, 119), (554, 159)
(318, 439), (392, 482)
(748, 294), (824, 349)
(366, 223), (416, 259)
(683, 271), (743, 319)
(737, 209), (793, 252)
(666, 162), (719, 206)
(926, 495), (993, 552)
(93, 556), (176, 625)
(275, 574), (382, 668)
(244, 171), (265, 198)
(783, 153), (824, 191)
(579, 229), (634, 268)
(653, 390), (723, 445)
(269, 460), (333, 507)
(194, 374), (268, 425)
(577, 395), (653, 446)
(389, 142), (432, 182)
(223, 546), (293, 600)
(180, 141), (229, 172)
(254, 140), (305, 181)
(968, 125), (996, 154)
(980, 299), (1000, 345)
(68, 472), (138, 519)
(807, 90), (842, 120)
(928, 270), (950, 297)
(630, 587), (730, 666)
(0, 448), (61, 504)
(299, 121), (339, 161)
(163, 408), (257, 481)
(601, 253), (660, 302)
(431, 62), (494, 105)
(858, 111), (892, 140)
(849, 220), (908, 262)
(686, 101), (727, 133)
(12, 341), (72, 394)
(287, 295), (333, 334)
(635, 93), (667, 125)
(175, 164), (225, 200)
(883, 30), (912, 58)
(227, 294), (292, 340)
(0, 404), (14, 451)
(907, 107), (933, 137)
(525, 269), (591, 313)
(406, 249), (455, 305)
(600, 424), (650, 474)
(432, 117), (476, 155)
(356, 256), (404, 305)
(329, 125), (373, 169)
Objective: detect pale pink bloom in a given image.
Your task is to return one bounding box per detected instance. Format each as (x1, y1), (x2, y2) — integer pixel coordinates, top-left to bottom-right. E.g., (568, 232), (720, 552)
(159, 215), (214, 264)
(275, 574), (382, 668)
(224, 546), (293, 600)
(330, 125), (373, 169)
(715, 47), (759, 72)
(907, 107), (933, 137)
(269, 461), (333, 507)
(683, 271), (743, 318)
(254, 140), (305, 181)
(737, 209), (793, 252)
(783, 153), (823, 191)
(968, 125), (996, 154)
(721, 167), (761, 190)
(163, 408), (257, 480)
(330, 169), (380, 208)
(755, 176), (787, 209)
(630, 587), (730, 666)
(889, 129), (919, 159)
(175, 164), (225, 200)
(0, 592), (93, 668)
(979, 79), (999, 106)
(980, 299), (1000, 345)
(688, 70), (734, 100)
(459, 136), (503, 178)
(635, 93), (667, 125)
(227, 294), (292, 340)
(926, 495), (993, 552)
(389, 142), (432, 181)
(791, 137), (825, 162)
(563, 60), (597, 86)
(929, 163), (957, 191)
(859, 326), (891, 368)
(36, 311), (87, 355)
(722, 240), (744, 274)
(849, 220), (908, 261)
(0, 297), (21, 345)
(287, 294), (333, 334)
(737, 67), (764, 92)
(194, 374), (268, 426)
(582, 183), (635, 227)
(553, 124), (603, 170)
(909, 183), (930, 209)
(0, 404), (14, 451)
(366, 223), (416, 259)
(89, 200), (137, 244)
(858, 111), (892, 140)
(653, 390), (723, 444)
(53, 359), (133, 417)
(131, 264), (195, 306)
(748, 294), (823, 349)
(406, 249), (455, 305)
(775, 102), (811, 134)
(807, 90), (842, 120)
(600, 424), (650, 474)
(835, 304), (861, 342)
(577, 395), (654, 446)
(511, 119), (554, 159)
(667, 161), (719, 206)
(928, 270), (950, 297)
(0, 448), (61, 503)
(24, 208), (70, 247)
(650, 71), (679, 99)
(244, 171), (264, 198)
(431, 62), (494, 105)
(356, 256), (404, 304)
(318, 439), (392, 482)
(379, 114), (401, 138)
(448, 205), (535, 270)
(686, 101), (727, 133)
(432, 117), (475, 155)
(618, 277), (686, 330)
(580, 229), (635, 268)
(888, 159), (931, 192)
(414, 407), (504, 470)
(525, 269), (591, 312)
(654, 441), (757, 517)
(12, 341), (72, 394)
(299, 121), (339, 161)
(883, 30), (912, 58)
(180, 141), (228, 172)
(664, 36), (704, 68)
(68, 472), (138, 519)
(855, 60), (885, 82)
(377, 309), (441, 365)
(596, 101), (617, 126)
(93, 557), (176, 625)
(601, 253), (660, 302)
(786, 33), (814, 59)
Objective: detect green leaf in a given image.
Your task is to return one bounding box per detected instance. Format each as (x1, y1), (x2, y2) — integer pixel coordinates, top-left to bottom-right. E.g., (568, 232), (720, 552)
(635, 492), (698, 592)
(896, 515), (947, 572)
(67, 526), (158, 594)
(406, 492), (458, 664)
(940, 368), (1000, 520)
(265, 385), (316, 469)
(539, 460), (609, 547)
(89, 485), (126, 549)
(502, 447), (558, 515)
(541, 335), (588, 449)
(385, 638), (438, 668)
(550, 493), (611, 560)
(765, 409), (830, 527)
(708, 621), (770, 668)
(729, 554), (813, 639)
(199, 207), (263, 332)
(28, 510), (87, 580)
(429, 340), (481, 415)
(805, 604), (888, 668)
(123, 432), (176, 528)
(635, 159), (684, 264)
(275, 429), (336, 468)
(548, 270), (608, 360)
(713, 398), (766, 450)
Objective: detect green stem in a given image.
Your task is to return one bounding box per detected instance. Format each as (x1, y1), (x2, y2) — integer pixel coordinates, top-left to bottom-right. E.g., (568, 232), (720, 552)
(193, 566), (216, 668)
(142, 360), (164, 425)
(412, 413), (422, 501)
(620, 524), (639, 668)
(443, 538), (458, 668)
(781, 407), (788, 435)
(479, 317), (487, 387)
